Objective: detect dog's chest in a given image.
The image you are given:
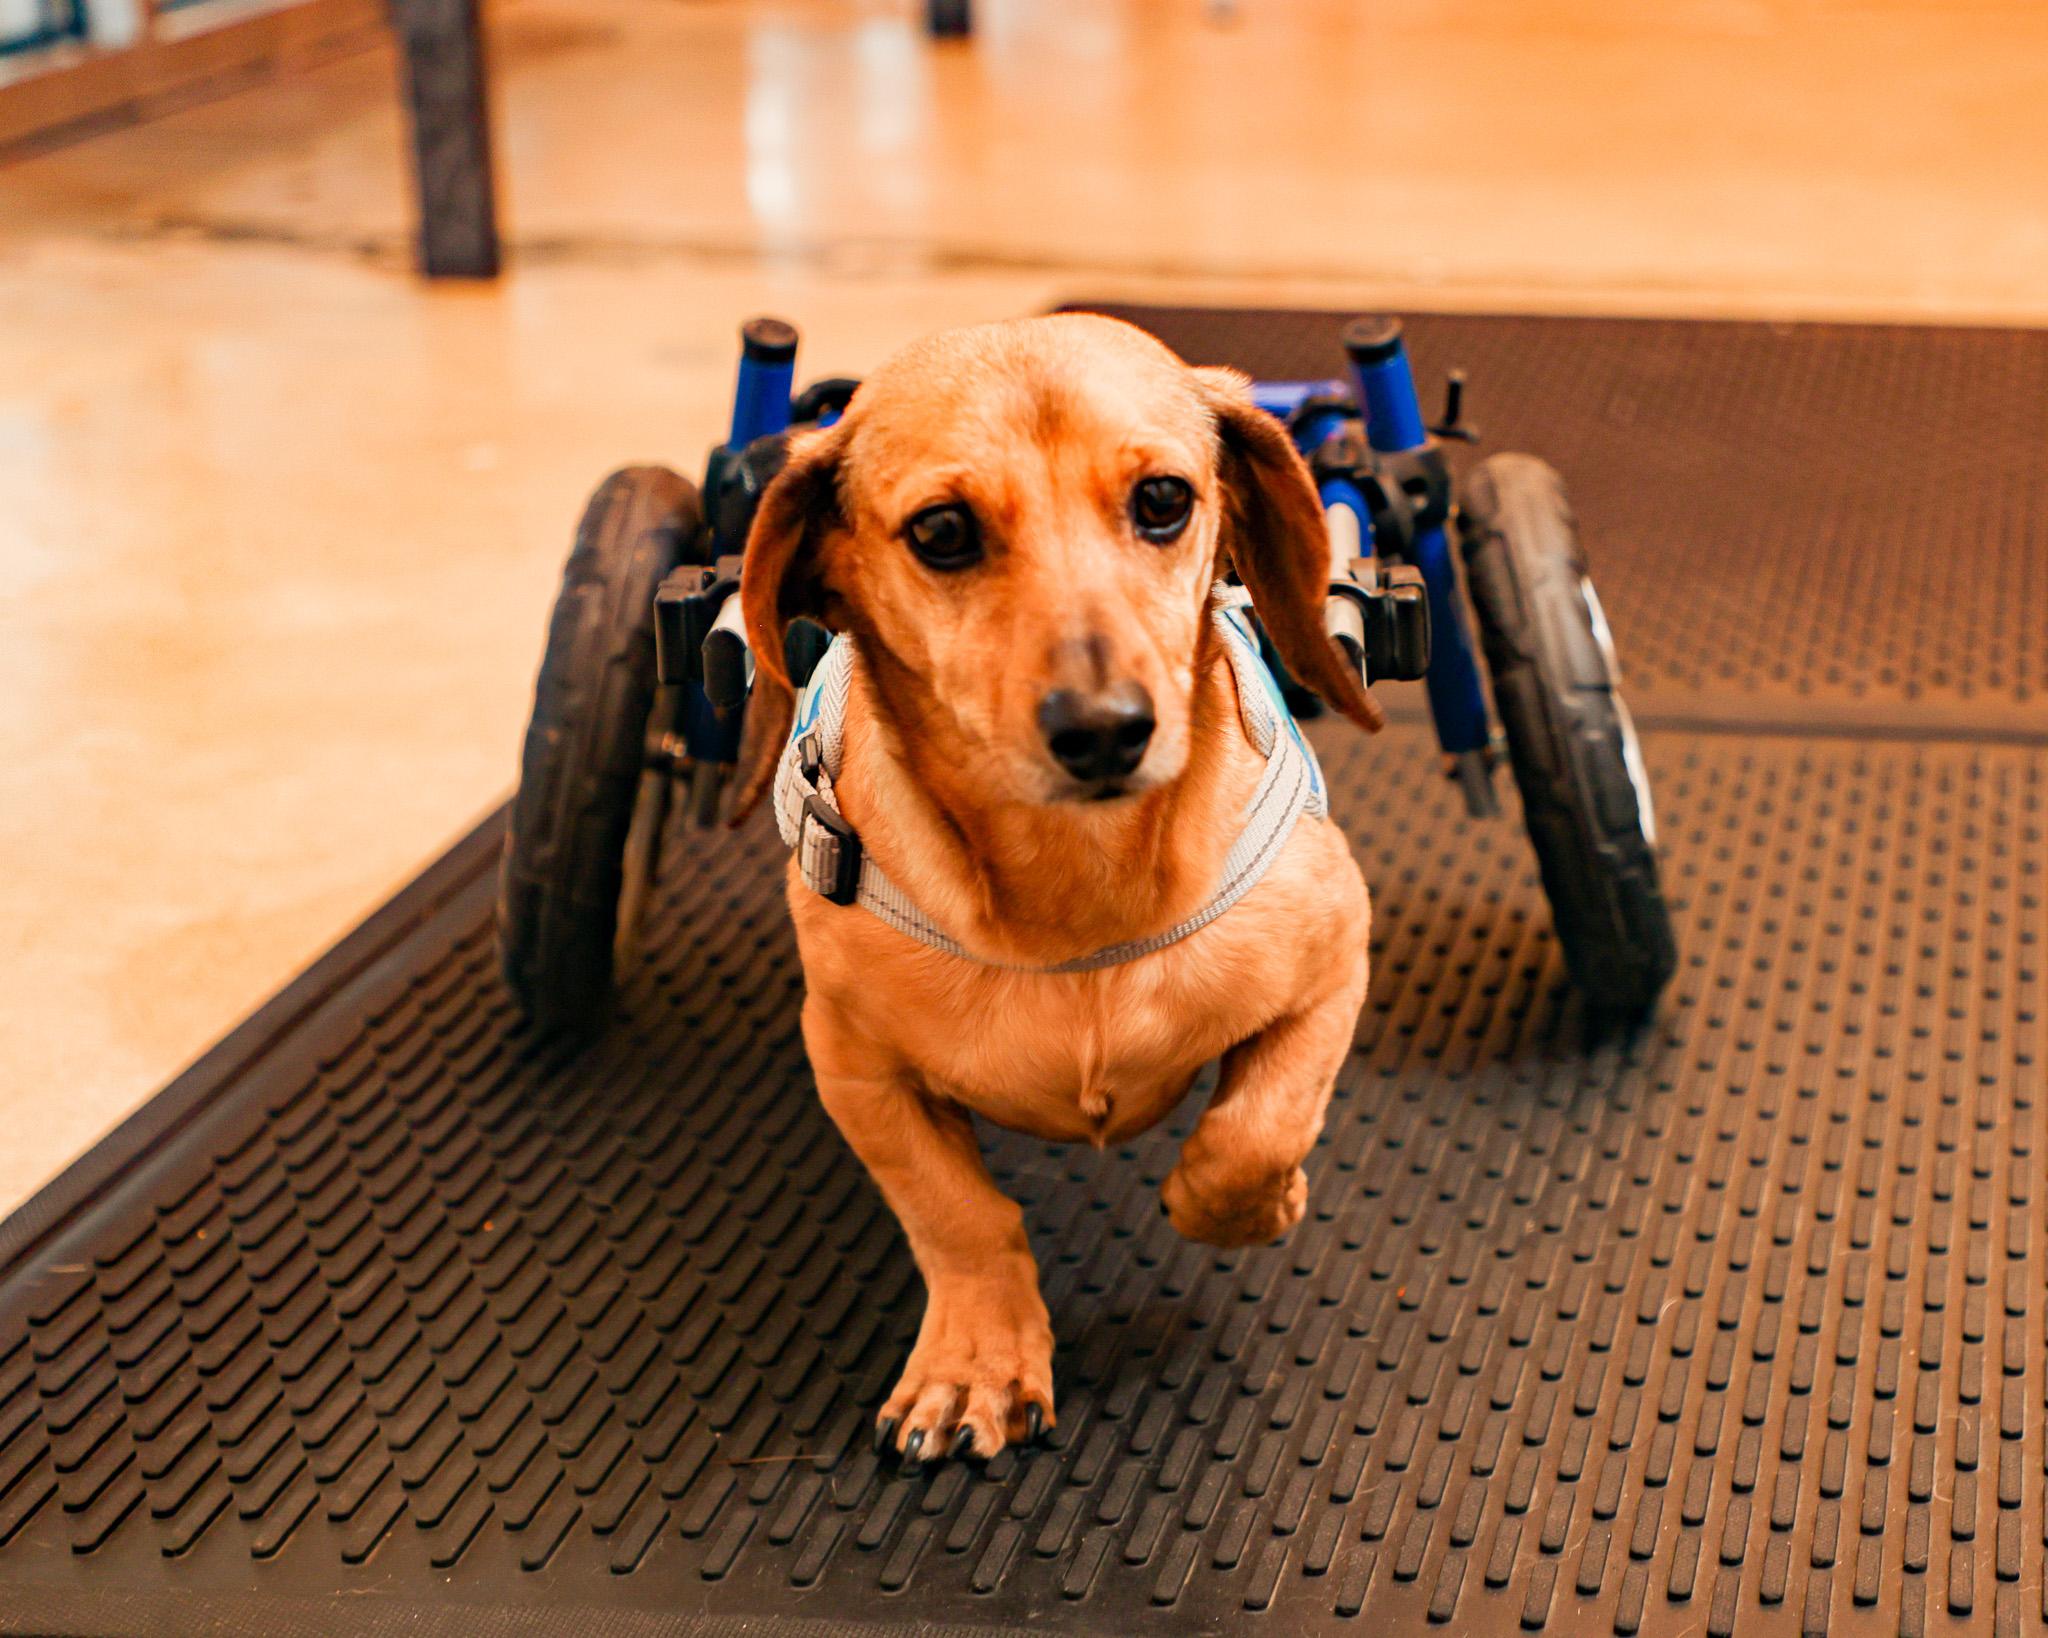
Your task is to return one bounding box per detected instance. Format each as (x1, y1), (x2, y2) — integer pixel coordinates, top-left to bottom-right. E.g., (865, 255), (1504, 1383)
(920, 941), (1290, 1145)
(794, 811), (1364, 1146)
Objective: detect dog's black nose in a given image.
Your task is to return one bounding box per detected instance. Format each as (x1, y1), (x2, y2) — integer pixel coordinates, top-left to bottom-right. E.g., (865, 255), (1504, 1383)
(1038, 683), (1155, 783)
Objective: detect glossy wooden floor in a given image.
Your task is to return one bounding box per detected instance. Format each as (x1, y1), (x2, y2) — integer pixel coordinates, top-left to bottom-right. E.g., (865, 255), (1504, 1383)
(1, 0), (2043, 1214)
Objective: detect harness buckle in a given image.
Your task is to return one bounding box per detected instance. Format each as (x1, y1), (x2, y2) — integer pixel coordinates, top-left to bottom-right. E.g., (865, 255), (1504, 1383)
(799, 794), (863, 906)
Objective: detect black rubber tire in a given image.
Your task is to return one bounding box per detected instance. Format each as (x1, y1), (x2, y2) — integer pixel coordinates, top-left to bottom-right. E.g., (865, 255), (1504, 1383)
(498, 467), (700, 1032)
(1458, 453), (1676, 1012)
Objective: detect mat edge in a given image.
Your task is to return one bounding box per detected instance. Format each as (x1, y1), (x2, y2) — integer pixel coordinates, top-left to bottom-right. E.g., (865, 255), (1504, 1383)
(0, 802), (510, 1282)
(1058, 295), (2048, 341)
(0, 1584), (1046, 1638)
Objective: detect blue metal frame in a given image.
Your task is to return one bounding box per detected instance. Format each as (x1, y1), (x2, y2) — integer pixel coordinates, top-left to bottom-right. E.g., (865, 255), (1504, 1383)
(1256, 333), (1495, 759)
(729, 348), (795, 448)
(1349, 346), (1429, 453)
(687, 331), (804, 766)
(705, 318), (1499, 771)
(1248, 380), (1347, 421)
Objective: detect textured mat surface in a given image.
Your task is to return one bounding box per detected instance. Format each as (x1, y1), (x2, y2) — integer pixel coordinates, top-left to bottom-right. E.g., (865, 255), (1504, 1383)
(2, 724), (2042, 1638)
(3, 313), (2046, 1638)
(1078, 305), (2048, 737)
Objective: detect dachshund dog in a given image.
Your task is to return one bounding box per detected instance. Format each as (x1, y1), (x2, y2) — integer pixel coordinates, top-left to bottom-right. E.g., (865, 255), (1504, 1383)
(733, 313), (1380, 1467)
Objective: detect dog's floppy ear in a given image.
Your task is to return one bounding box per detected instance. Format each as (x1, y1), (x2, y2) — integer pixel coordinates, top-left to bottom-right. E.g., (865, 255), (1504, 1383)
(729, 423), (848, 823)
(1197, 366), (1384, 734)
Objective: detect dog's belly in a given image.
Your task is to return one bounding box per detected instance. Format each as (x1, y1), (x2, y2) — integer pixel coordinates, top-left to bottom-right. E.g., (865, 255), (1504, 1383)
(932, 1059), (1199, 1147)
(913, 966), (1284, 1146)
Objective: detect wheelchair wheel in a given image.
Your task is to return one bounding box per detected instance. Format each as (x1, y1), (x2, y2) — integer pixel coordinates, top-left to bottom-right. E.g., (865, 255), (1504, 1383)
(498, 467), (699, 1032)
(1458, 453), (1676, 1013)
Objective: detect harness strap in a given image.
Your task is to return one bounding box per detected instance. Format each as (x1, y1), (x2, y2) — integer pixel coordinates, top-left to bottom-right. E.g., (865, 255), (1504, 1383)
(773, 587), (1328, 972)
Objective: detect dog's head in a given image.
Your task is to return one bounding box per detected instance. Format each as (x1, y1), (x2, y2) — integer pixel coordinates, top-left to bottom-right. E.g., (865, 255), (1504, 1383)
(733, 313), (1382, 819)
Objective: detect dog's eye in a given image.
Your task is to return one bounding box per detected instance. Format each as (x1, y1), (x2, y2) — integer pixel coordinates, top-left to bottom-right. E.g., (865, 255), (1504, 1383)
(1132, 476), (1194, 544)
(904, 503), (983, 570)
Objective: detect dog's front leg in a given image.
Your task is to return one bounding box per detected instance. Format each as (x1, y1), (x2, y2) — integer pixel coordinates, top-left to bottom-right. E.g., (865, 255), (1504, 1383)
(803, 998), (1055, 1464)
(1161, 949), (1367, 1249)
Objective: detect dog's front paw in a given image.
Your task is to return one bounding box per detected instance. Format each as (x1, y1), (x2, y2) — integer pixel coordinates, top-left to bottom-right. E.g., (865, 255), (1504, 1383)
(1161, 1158), (1307, 1248)
(877, 1274), (1055, 1467)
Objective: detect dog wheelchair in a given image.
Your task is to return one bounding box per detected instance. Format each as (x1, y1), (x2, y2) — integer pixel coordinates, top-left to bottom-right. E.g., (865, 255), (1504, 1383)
(497, 315), (1677, 1033)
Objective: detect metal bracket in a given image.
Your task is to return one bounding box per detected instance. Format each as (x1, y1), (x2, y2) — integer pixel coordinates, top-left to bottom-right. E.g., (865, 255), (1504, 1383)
(653, 558), (743, 687)
(1427, 369), (1481, 443)
(1328, 563), (1432, 684)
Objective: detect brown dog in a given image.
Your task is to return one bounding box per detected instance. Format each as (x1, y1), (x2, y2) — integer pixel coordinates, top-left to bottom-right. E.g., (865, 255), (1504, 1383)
(734, 313), (1380, 1466)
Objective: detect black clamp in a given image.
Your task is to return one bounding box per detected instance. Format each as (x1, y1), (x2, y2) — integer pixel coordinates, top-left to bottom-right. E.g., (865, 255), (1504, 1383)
(655, 563), (832, 696)
(653, 557), (742, 687)
(790, 376), (861, 425)
(1376, 444), (1453, 534)
(703, 377), (863, 555)
(704, 433), (790, 553)
(1308, 429), (1441, 556)
(1285, 390), (1361, 442)
(1328, 563), (1431, 683)
(1307, 425), (1371, 480)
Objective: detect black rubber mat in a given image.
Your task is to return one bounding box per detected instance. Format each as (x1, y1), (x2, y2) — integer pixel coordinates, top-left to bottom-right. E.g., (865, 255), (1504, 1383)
(4, 725), (2043, 1638)
(1077, 305), (2048, 739)
(2, 314), (2044, 1638)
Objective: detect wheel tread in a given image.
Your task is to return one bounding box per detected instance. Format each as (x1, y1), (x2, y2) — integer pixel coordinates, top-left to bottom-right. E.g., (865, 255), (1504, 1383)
(1458, 454), (1675, 1011)
(498, 467), (700, 1030)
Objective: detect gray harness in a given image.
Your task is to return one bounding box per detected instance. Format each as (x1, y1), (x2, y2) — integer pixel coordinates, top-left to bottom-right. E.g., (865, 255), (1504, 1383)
(772, 587), (1328, 973)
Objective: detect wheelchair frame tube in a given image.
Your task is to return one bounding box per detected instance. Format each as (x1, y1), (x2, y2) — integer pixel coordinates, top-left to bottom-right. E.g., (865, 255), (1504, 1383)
(1347, 336), (1429, 456)
(730, 318), (798, 449)
(1318, 476), (1371, 564)
(1343, 322), (1493, 757)
(1409, 523), (1491, 754)
(685, 317), (800, 772)
(1251, 379), (1349, 422)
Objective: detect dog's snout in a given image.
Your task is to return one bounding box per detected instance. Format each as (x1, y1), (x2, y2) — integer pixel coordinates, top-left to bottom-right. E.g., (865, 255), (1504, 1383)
(1037, 682), (1156, 784)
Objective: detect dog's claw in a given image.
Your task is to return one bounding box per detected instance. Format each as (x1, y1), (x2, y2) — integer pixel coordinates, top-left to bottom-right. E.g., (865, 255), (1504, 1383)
(1025, 1404), (1045, 1443)
(875, 1283), (1054, 1468)
(874, 1417), (899, 1457)
(947, 1426), (976, 1460)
